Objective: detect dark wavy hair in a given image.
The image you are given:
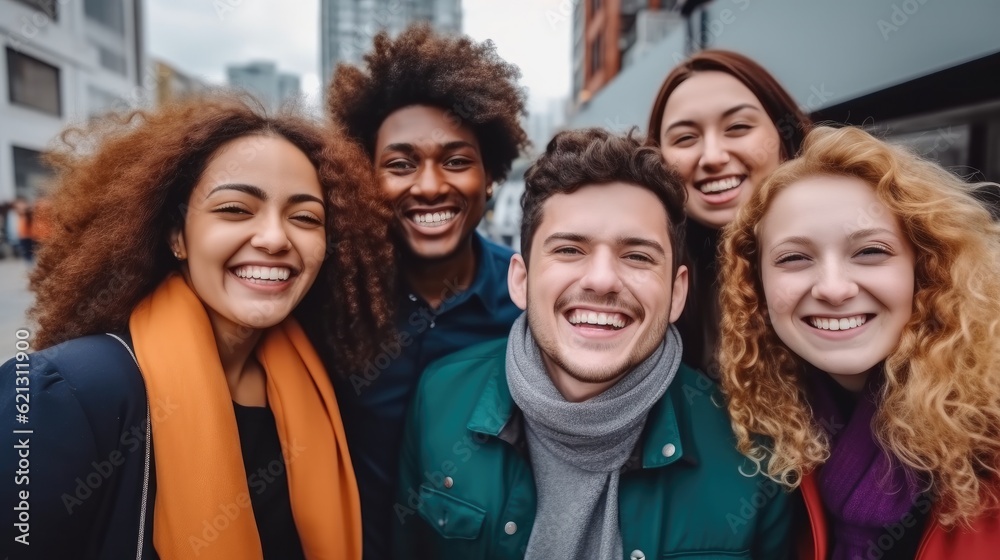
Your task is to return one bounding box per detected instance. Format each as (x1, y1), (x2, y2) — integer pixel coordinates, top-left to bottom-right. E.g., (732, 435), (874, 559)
(521, 128), (687, 270)
(645, 49), (812, 375)
(30, 92), (395, 375)
(326, 23), (529, 184)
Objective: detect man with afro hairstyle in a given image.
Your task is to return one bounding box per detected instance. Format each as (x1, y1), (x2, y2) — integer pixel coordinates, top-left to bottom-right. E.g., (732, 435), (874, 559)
(327, 23), (529, 559)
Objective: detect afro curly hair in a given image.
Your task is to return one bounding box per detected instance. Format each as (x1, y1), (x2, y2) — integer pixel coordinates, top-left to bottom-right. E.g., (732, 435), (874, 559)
(326, 23), (529, 184)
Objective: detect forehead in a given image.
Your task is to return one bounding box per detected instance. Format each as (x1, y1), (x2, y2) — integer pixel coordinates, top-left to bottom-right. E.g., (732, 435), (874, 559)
(534, 182), (671, 244)
(760, 175), (901, 242)
(662, 71), (765, 121)
(195, 135), (322, 196)
(375, 104), (480, 150)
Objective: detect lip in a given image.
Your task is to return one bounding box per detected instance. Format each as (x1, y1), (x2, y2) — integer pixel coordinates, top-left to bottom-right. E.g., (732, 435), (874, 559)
(801, 313), (874, 340)
(562, 306), (635, 339)
(228, 263), (299, 294)
(399, 205), (463, 235)
(693, 175), (746, 206)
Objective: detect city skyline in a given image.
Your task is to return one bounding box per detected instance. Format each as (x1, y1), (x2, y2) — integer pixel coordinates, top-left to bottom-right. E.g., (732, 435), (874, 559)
(147, 0), (572, 111)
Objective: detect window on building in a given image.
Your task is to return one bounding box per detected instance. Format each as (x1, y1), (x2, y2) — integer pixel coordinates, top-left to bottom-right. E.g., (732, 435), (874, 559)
(6, 48), (61, 117)
(95, 44), (127, 75)
(12, 146), (52, 199)
(85, 0), (125, 35)
(12, 0), (57, 20)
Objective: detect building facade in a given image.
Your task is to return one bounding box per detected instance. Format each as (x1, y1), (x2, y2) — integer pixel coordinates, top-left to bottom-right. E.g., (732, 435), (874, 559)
(226, 61), (301, 112)
(0, 0), (144, 201)
(573, 0), (682, 105)
(569, 0), (1000, 185)
(319, 0), (462, 85)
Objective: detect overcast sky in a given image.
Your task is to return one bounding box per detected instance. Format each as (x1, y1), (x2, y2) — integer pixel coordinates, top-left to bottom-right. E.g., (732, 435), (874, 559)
(146, 0), (572, 111)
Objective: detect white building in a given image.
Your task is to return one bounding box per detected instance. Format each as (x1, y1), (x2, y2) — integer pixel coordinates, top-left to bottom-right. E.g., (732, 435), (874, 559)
(0, 0), (145, 201)
(319, 0), (462, 85)
(227, 61), (301, 113)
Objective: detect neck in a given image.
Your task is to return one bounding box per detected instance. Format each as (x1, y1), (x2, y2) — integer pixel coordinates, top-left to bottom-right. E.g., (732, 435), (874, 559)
(403, 236), (477, 309)
(211, 318), (266, 406)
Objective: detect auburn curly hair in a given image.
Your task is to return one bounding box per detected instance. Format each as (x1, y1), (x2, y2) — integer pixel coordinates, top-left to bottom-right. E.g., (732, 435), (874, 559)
(326, 23), (528, 184)
(30, 92), (395, 375)
(719, 125), (1000, 526)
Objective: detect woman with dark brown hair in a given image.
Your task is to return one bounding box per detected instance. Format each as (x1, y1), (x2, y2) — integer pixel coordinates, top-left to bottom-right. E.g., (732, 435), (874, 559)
(646, 49), (811, 377)
(0, 93), (394, 559)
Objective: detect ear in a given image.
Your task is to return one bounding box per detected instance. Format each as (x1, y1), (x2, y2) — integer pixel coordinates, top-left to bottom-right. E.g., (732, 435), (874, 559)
(485, 176), (495, 200)
(668, 264), (689, 323)
(507, 253), (528, 311)
(169, 228), (187, 260)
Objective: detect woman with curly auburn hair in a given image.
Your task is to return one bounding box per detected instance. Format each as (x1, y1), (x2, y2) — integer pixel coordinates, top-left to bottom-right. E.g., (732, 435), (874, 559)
(719, 125), (1000, 560)
(0, 93), (395, 559)
(327, 23), (529, 560)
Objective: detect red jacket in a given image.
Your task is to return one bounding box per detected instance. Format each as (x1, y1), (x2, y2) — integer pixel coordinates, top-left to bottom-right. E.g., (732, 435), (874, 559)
(798, 471), (1000, 559)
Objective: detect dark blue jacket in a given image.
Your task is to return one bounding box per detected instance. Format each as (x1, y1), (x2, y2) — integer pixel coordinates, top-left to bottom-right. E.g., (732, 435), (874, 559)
(0, 334), (156, 560)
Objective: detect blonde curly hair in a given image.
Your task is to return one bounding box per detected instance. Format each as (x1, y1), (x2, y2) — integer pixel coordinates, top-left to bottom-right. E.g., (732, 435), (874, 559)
(719, 125), (1000, 526)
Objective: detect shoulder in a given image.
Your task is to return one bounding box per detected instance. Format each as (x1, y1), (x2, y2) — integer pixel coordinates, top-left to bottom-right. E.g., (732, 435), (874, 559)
(665, 363), (737, 442)
(421, 338), (507, 390)
(413, 338), (507, 407)
(1, 334), (145, 414)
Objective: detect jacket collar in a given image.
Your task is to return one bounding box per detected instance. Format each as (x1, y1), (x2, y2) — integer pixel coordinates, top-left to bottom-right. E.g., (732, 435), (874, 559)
(465, 346), (699, 470)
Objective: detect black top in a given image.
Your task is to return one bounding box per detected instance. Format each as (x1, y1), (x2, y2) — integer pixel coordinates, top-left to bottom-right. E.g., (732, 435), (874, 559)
(233, 401), (306, 560)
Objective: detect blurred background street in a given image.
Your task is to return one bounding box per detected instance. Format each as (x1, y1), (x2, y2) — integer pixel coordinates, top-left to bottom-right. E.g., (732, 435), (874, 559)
(0, 257), (33, 360)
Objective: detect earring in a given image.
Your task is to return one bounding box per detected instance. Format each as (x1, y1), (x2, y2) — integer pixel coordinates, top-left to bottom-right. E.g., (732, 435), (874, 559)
(173, 249), (184, 260)
(486, 185), (494, 199)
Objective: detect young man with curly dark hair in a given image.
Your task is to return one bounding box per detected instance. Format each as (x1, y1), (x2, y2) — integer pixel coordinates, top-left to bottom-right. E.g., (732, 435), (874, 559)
(393, 129), (792, 559)
(326, 24), (529, 558)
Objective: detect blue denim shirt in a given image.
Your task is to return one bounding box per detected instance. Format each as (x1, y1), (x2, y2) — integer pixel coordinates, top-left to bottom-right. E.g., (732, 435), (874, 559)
(334, 232), (522, 560)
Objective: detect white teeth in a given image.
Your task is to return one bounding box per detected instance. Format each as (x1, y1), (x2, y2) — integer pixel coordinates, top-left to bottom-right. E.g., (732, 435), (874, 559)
(413, 211), (456, 225)
(700, 176), (742, 194)
(567, 310), (627, 329)
(233, 265), (291, 281)
(809, 315), (867, 331)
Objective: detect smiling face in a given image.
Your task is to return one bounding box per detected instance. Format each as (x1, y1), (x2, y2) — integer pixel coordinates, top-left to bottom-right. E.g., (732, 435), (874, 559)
(171, 134), (327, 339)
(509, 182), (688, 401)
(375, 104), (488, 263)
(758, 175), (916, 391)
(659, 71), (782, 229)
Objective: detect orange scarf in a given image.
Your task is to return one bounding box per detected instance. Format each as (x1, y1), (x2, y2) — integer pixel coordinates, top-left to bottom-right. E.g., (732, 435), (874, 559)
(129, 274), (361, 559)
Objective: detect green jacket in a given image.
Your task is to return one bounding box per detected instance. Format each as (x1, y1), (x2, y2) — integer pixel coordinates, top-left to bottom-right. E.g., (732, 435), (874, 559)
(393, 338), (792, 560)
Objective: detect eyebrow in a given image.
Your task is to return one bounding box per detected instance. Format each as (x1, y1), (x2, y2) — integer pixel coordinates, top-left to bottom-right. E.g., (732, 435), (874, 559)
(847, 227), (898, 241)
(381, 140), (477, 155)
(663, 103), (762, 134)
(543, 232), (667, 256)
(206, 183), (323, 206)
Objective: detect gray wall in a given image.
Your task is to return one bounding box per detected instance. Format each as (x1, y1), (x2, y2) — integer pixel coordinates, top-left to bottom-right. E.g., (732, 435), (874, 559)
(570, 0), (1000, 131)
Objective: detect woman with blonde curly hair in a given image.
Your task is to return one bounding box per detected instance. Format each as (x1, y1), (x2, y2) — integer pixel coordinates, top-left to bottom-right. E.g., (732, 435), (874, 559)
(0, 93), (395, 559)
(719, 125), (1000, 559)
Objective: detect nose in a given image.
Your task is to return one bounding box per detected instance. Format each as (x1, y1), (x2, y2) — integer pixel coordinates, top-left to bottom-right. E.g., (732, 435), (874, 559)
(811, 261), (859, 305)
(251, 213), (293, 254)
(699, 132), (730, 170)
(578, 249), (624, 295)
(411, 163), (449, 201)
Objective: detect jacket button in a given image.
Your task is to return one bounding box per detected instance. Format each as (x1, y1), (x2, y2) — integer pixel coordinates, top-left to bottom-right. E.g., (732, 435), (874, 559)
(661, 443), (676, 458)
(630, 550), (645, 560)
(443, 476), (454, 488)
(504, 521), (517, 535)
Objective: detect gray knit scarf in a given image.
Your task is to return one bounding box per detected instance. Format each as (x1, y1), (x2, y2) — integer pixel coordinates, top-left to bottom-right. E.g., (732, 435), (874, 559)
(506, 314), (683, 560)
